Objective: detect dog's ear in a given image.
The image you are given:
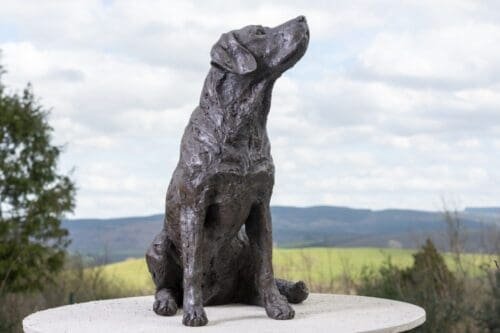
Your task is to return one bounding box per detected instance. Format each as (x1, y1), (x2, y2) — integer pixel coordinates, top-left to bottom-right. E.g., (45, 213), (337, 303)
(210, 32), (257, 75)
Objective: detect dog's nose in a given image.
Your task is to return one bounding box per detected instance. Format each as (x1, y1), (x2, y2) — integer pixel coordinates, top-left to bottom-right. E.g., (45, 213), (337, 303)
(297, 15), (306, 23)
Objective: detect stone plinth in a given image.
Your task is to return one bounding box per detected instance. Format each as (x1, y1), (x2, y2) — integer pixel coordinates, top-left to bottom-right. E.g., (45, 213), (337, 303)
(23, 293), (425, 333)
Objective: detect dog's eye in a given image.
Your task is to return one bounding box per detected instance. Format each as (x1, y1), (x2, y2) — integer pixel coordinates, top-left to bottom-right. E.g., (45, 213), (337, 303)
(255, 28), (266, 36)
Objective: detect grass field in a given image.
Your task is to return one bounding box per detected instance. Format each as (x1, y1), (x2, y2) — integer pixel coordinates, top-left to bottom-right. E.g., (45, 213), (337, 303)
(96, 247), (492, 295)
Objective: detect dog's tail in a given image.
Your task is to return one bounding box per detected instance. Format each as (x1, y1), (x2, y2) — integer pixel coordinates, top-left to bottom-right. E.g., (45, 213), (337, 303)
(275, 278), (309, 304)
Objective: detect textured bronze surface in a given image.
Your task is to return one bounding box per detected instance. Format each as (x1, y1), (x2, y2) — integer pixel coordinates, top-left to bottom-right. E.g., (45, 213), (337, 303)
(146, 16), (309, 327)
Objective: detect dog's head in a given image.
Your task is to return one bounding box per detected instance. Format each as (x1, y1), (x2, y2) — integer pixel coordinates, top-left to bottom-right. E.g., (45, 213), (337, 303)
(210, 16), (309, 77)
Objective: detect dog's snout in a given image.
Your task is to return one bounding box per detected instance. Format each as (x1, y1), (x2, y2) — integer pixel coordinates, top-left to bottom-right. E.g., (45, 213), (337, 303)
(297, 15), (306, 23)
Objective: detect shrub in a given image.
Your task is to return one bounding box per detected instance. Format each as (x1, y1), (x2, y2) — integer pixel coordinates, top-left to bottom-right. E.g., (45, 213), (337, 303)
(358, 239), (465, 332)
(475, 263), (500, 333)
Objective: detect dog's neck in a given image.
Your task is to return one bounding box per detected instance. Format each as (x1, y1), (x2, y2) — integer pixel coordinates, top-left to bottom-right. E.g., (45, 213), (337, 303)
(199, 67), (277, 119)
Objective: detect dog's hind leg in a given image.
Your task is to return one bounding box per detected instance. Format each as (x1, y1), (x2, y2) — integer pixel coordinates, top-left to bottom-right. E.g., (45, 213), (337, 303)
(146, 229), (182, 316)
(275, 278), (309, 304)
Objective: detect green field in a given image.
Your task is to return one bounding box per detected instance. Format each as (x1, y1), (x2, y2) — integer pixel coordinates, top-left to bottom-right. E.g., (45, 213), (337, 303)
(96, 247), (492, 295)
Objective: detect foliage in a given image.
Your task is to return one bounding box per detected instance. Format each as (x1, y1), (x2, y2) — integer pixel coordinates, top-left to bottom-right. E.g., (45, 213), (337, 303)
(0, 66), (76, 295)
(475, 262), (500, 333)
(358, 239), (466, 332)
(0, 254), (133, 333)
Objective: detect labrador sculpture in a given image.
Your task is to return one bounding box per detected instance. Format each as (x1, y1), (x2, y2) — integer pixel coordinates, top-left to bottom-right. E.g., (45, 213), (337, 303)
(146, 16), (310, 327)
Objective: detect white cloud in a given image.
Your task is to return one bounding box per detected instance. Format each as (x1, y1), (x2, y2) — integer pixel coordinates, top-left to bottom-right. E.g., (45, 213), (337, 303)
(358, 23), (500, 89)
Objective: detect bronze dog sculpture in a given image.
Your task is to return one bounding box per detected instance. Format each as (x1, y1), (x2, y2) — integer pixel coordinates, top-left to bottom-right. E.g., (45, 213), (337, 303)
(146, 16), (310, 327)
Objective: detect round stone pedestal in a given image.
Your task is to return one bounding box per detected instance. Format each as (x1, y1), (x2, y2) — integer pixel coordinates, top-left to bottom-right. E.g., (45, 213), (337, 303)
(23, 293), (425, 333)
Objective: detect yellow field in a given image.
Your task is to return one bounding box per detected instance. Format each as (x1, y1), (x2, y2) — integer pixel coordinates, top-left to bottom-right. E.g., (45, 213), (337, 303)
(96, 247), (491, 295)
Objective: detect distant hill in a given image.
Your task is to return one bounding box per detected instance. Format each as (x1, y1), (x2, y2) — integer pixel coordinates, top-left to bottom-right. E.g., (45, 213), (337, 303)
(63, 206), (499, 262)
(465, 207), (500, 219)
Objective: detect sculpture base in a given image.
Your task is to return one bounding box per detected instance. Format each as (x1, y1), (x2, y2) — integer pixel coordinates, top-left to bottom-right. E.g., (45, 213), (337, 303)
(23, 293), (425, 333)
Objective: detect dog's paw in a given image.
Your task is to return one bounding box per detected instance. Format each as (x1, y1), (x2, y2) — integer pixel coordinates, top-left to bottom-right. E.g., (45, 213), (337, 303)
(153, 296), (178, 316)
(265, 293), (295, 320)
(182, 305), (208, 327)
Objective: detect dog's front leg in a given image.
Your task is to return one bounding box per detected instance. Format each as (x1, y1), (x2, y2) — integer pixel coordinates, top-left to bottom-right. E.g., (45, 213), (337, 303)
(246, 202), (295, 320)
(180, 204), (208, 326)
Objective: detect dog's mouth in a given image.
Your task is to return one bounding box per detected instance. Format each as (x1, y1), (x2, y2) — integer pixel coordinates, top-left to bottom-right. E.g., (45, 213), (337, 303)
(282, 19), (309, 68)
(279, 33), (309, 70)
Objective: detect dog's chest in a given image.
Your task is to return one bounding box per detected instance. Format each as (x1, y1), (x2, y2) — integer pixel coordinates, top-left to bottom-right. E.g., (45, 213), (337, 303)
(217, 129), (272, 176)
(188, 107), (272, 175)
(209, 168), (274, 208)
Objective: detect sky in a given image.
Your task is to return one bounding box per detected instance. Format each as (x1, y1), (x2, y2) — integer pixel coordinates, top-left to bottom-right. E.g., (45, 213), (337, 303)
(0, 0), (499, 218)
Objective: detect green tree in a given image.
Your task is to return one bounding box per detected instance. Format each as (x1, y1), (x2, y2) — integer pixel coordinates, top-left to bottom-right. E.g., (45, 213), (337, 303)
(476, 263), (500, 333)
(0, 63), (76, 296)
(359, 239), (465, 332)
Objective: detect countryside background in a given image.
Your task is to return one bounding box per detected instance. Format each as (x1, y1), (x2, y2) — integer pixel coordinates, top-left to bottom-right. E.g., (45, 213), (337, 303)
(64, 205), (499, 294)
(65, 205), (500, 262)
